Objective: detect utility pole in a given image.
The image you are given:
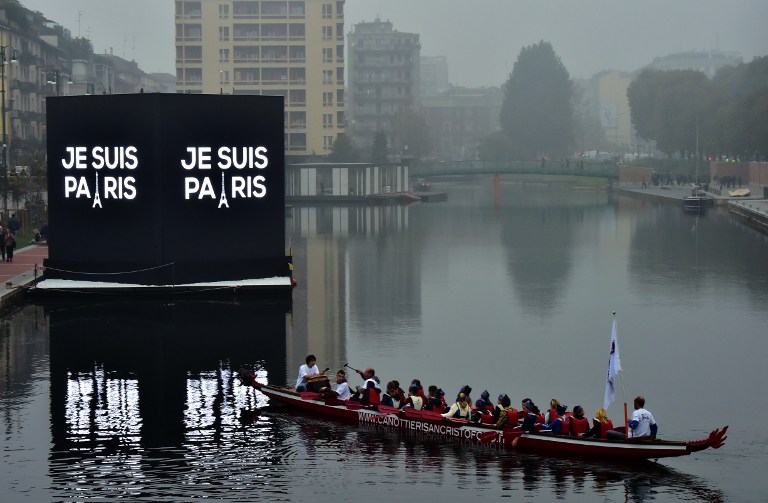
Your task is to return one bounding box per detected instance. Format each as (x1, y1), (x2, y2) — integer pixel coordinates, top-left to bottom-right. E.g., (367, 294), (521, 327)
(0, 45), (12, 220)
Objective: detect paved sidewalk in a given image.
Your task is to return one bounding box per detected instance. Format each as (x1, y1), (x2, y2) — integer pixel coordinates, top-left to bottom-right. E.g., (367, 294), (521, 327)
(617, 183), (765, 204)
(0, 244), (48, 313)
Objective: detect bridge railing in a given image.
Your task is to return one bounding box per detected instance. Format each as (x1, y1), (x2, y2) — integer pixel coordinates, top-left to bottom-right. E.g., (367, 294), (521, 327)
(410, 160), (618, 178)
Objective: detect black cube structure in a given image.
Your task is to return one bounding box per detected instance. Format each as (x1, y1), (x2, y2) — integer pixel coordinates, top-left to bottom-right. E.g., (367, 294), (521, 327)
(41, 93), (290, 291)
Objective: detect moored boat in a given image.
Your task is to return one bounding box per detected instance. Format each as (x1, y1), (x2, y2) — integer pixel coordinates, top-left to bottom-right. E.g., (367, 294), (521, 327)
(683, 187), (714, 211)
(237, 371), (727, 460)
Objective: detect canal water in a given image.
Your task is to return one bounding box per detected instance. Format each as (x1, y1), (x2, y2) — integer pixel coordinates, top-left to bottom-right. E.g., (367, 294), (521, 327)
(2, 177), (767, 501)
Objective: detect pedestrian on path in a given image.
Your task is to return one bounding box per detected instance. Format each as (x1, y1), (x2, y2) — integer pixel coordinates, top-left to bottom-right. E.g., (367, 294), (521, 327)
(5, 231), (15, 262)
(0, 226), (6, 261)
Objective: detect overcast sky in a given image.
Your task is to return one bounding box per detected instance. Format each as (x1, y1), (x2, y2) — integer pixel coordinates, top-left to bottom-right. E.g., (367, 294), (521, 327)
(20, 0), (768, 86)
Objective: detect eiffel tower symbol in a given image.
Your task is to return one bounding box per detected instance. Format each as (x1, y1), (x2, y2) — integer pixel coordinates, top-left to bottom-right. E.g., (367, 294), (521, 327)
(92, 172), (103, 208)
(217, 171), (229, 208)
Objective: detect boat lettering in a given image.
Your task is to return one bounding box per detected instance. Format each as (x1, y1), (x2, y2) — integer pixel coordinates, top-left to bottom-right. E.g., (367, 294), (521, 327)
(357, 412), (482, 441)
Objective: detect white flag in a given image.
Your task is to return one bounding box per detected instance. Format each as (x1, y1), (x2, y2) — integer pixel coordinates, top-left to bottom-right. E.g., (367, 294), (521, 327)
(603, 317), (622, 410)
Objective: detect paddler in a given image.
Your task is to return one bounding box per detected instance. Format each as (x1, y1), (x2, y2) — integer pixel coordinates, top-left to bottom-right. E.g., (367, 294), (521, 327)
(295, 354), (326, 392)
(319, 369), (351, 401)
(350, 367), (381, 406)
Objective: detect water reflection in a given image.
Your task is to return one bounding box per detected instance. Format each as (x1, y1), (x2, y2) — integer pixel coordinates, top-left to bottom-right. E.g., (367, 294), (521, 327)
(498, 188), (610, 316)
(287, 204), (420, 378)
(628, 204), (768, 303)
(253, 409), (725, 501)
(43, 298), (291, 499)
(4, 183), (757, 500)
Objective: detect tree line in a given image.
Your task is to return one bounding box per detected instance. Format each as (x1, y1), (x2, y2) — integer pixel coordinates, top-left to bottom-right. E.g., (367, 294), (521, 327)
(332, 41), (767, 165)
(628, 56), (768, 160)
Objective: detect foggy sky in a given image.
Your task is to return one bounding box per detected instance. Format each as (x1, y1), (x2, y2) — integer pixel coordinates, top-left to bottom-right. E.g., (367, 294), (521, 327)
(20, 0), (768, 85)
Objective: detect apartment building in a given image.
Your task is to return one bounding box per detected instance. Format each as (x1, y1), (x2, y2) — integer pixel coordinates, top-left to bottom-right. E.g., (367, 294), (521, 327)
(347, 19), (420, 153)
(175, 0), (346, 158)
(421, 87), (503, 161)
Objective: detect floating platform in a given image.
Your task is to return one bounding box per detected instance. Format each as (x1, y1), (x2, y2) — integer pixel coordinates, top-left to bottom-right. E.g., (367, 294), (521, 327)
(412, 191), (447, 202)
(31, 276), (294, 301)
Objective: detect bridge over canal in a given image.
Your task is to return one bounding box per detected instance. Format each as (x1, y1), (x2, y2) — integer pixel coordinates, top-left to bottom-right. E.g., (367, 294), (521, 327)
(409, 159), (618, 179)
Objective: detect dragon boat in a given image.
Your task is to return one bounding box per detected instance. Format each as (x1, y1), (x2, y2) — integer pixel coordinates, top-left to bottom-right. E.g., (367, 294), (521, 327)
(237, 371), (727, 461)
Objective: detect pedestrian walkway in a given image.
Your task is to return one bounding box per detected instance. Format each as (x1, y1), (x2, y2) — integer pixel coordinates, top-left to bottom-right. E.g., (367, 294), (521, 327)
(0, 244), (48, 314)
(617, 183), (765, 204)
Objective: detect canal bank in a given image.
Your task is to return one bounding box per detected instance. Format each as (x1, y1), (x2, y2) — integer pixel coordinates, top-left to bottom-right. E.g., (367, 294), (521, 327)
(616, 184), (768, 235)
(0, 244), (47, 315)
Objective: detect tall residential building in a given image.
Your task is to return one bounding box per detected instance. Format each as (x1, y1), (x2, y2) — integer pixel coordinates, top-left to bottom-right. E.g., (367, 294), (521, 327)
(347, 19), (420, 153)
(175, 0), (346, 159)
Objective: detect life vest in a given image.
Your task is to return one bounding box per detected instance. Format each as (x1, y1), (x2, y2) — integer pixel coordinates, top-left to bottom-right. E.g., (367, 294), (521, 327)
(547, 407), (564, 424)
(362, 379), (381, 406)
(570, 416), (589, 436)
(547, 417), (564, 434)
(600, 420), (615, 439)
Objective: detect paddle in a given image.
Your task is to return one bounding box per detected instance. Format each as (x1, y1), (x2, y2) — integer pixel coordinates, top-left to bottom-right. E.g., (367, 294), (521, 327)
(344, 362), (365, 378)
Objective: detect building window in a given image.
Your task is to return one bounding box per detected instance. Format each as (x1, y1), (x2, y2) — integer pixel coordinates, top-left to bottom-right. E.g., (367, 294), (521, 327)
(219, 49), (230, 62)
(323, 136), (334, 148)
(219, 4), (229, 18)
(323, 114), (333, 128)
(322, 48), (333, 63)
(220, 70), (230, 84)
(219, 26), (230, 41)
(322, 26), (332, 41)
(322, 70), (333, 84)
(322, 3), (332, 18)
(323, 91), (333, 107)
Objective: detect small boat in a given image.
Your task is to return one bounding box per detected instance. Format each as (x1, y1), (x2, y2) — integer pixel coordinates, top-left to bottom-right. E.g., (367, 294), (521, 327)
(683, 118), (714, 212)
(237, 371), (727, 460)
(683, 186), (713, 211)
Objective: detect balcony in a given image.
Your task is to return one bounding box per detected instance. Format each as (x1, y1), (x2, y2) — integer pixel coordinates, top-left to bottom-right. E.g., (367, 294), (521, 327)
(233, 57), (260, 64)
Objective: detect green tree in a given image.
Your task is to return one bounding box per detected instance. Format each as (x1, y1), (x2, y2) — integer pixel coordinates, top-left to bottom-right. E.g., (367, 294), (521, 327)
(499, 41), (574, 158)
(711, 56), (768, 158)
(328, 134), (360, 162)
(628, 70), (714, 156)
(370, 130), (388, 165)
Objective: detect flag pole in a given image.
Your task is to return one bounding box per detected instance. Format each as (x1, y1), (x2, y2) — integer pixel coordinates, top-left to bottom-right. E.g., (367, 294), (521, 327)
(615, 312), (629, 438)
(611, 310), (629, 438)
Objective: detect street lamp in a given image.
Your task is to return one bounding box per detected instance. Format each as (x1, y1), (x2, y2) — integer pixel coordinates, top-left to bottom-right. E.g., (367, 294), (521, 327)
(1, 45), (17, 220)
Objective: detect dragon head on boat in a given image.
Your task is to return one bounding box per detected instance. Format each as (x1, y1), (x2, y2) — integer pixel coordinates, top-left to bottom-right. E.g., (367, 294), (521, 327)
(686, 426), (728, 453)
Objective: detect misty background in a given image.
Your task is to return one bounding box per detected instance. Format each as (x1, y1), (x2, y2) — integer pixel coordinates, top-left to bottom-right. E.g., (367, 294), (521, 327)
(20, 0), (768, 85)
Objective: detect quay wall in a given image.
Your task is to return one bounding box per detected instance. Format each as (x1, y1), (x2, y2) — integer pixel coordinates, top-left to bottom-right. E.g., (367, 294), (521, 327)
(728, 201), (768, 236)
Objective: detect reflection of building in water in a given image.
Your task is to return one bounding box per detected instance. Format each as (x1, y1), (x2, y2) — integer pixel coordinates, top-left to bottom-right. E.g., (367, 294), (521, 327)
(48, 300), (289, 454)
(286, 205), (421, 368)
(289, 205), (411, 237)
(287, 204), (416, 377)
